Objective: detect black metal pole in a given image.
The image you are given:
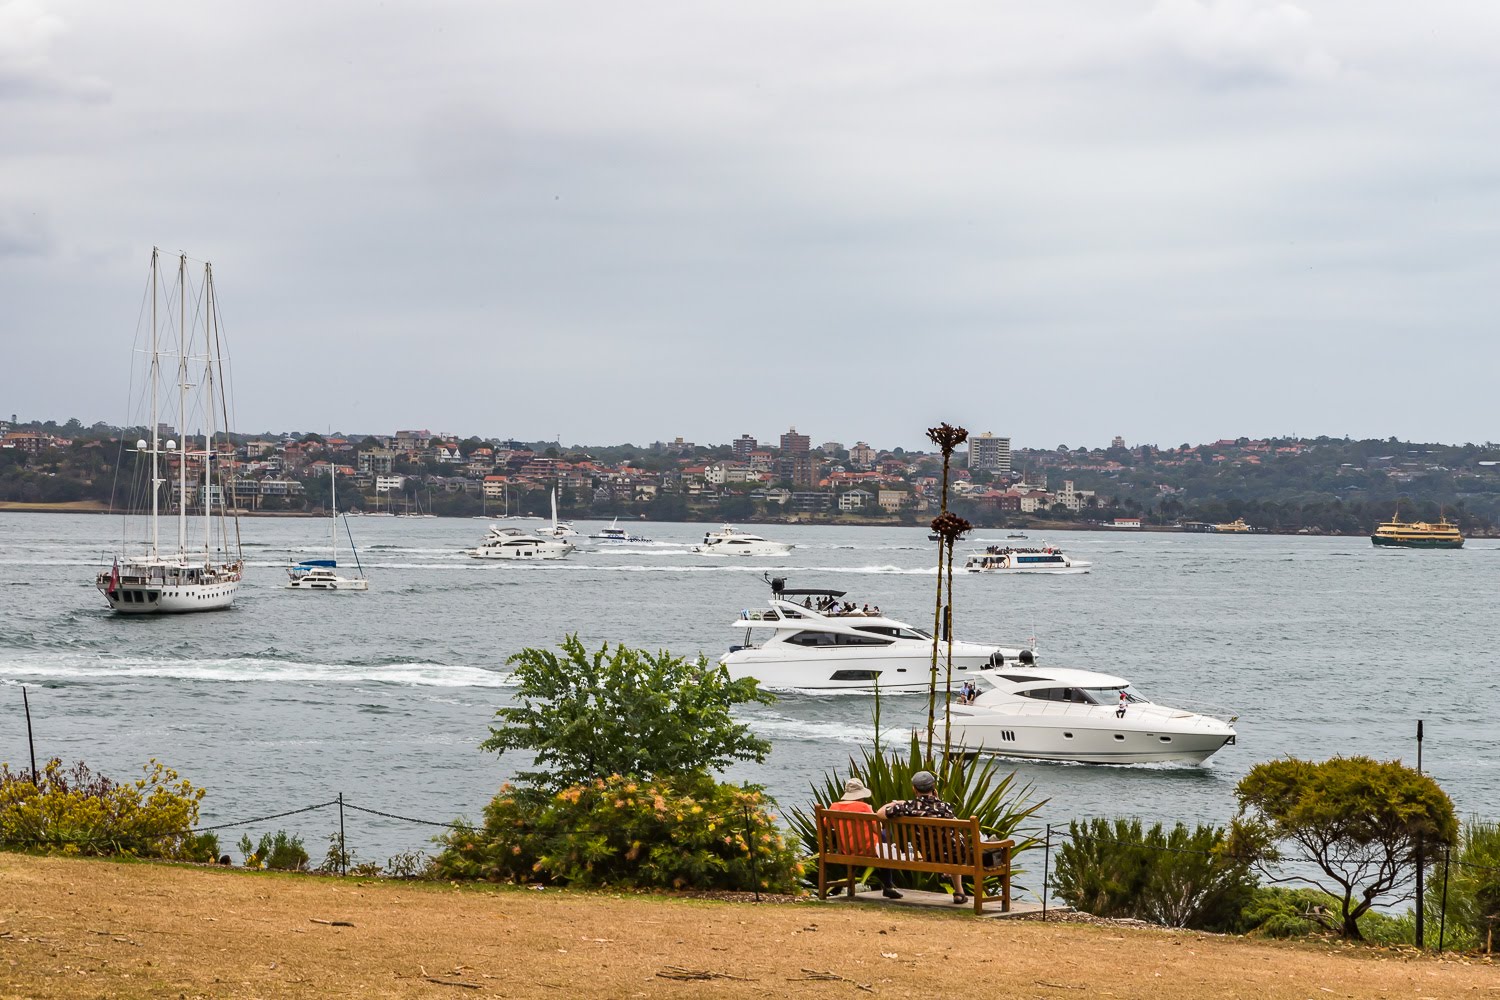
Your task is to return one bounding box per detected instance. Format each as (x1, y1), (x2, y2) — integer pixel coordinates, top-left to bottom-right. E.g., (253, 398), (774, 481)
(22, 685), (38, 786)
(744, 805), (760, 902)
(1042, 823), (1051, 922)
(1415, 720), (1425, 948)
(338, 792), (346, 876)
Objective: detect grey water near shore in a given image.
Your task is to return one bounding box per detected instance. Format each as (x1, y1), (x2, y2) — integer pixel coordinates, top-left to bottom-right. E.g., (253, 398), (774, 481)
(2, 513), (1496, 886)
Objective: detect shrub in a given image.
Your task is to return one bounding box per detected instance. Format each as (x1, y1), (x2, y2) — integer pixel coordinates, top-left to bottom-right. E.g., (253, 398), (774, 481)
(238, 829), (309, 871)
(483, 637), (773, 791)
(0, 758), (217, 861)
(1052, 817), (1256, 931)
(788, 729), (1044, 894)
(1233, 755), (1457, 940)
(1421, 815), (1500, 952)
(431, 773), (802, 892)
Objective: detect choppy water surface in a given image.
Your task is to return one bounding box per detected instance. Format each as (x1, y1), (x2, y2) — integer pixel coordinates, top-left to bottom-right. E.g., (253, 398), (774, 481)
(2, 513), (1495, 883)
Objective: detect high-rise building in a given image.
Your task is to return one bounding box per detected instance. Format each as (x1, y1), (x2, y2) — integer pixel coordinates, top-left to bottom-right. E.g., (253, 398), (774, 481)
(848, 441), (875, 467)
(1111, 435), (1126, 450)
(968, 432), (1011, 474)
(732, 434), (757, 459)
(780, 427), (810, 455)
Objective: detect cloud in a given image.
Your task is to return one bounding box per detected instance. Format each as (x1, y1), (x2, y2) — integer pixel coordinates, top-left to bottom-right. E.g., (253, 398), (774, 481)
(0, 0), (108, 101)
(1143, 0), (1340, 85)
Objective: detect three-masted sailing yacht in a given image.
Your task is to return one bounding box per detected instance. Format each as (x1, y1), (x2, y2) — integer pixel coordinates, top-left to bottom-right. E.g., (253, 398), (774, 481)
(96, 249), (244, 614)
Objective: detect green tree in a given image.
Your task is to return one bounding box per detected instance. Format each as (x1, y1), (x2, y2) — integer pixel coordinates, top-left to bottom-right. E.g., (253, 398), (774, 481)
(1232, 756), (1457, 940)
(481, 636), (774, 791)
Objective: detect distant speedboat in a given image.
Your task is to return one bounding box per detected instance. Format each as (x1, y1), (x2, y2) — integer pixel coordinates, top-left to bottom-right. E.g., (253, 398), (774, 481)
(467, 525), (574, 560)
(693, 525), (792, 557)
(964, 544), (1090, 574)
(590, 518), (652, 542)
(1371, 513), (1464, 549)
(951, 664), (1237, 765)
(719, 576), (1036, 692)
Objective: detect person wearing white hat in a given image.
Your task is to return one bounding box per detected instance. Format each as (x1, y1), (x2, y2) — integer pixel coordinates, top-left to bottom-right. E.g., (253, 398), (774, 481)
(827, 777), (903, 899)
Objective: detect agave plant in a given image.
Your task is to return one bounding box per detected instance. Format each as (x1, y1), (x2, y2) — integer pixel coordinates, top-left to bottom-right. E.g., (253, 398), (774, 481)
(789, 729), (1046, 894)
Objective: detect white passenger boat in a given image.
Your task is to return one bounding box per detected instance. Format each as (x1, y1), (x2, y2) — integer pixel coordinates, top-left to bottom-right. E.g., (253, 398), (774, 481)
(950, 665), (1236, 764)
(590, 518), (652, 543)
(96, 249), (243, 614)
(286, 466), (368, 591)
(719, 577), (1037, 692)
(964, 544), (1090, 574)
(693, 525), (792, 557)
(467, 525), (574, 560)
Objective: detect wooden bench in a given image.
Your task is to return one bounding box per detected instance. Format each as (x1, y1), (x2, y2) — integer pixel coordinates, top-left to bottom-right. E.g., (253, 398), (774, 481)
(814, 806), (1013, 915)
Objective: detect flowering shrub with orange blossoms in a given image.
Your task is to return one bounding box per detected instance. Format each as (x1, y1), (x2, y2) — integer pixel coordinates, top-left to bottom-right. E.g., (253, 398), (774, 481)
(431, 773), (802, 892)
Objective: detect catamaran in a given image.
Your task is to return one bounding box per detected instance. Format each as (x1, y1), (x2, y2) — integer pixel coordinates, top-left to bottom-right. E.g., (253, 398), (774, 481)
(96, 249), (243, 614)
(286, 464), (368, 590)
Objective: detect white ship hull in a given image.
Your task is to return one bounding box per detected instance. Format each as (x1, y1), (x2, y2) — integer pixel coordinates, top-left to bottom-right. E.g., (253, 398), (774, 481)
(695, 540), (792, 556)
(468, 544), (573, 560)
(286, 573), (368, 591)
(97, 578), (239, 614)
(950, 703), (1234, 764)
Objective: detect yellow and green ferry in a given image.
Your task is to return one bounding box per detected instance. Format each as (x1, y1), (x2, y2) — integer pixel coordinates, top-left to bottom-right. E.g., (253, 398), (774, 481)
(1370, 514), (1464, 549)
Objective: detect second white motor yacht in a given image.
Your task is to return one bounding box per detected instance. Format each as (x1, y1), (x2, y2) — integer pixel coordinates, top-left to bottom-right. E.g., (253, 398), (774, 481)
(964, 544), (1091, 574)
(590, 518), (653, 542)
(467, 525), (574, 560)
(693, 525), (792, 557)
(950, 665), (1236, 764)
(719, 576), (1037, 692)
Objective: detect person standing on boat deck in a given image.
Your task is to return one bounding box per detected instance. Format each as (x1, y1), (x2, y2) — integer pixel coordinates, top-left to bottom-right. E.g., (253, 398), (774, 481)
(876, 770), (968, 905)
(1116, 690), (1128, 718)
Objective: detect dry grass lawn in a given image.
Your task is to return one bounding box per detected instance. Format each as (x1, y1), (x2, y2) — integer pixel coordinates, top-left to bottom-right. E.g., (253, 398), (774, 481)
(1, 854), (1494, 999)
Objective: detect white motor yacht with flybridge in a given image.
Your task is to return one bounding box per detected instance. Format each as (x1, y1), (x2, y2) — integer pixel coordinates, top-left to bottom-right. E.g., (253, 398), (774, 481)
(693, 525), (792, 556)
(719, 576), (1037, 692)
(467, 524), (574, 560)
(950, 665), (1236, 764)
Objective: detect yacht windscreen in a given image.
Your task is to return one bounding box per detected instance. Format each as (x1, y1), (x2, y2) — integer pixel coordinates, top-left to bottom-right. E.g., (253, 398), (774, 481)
(855, 625), (926, 640)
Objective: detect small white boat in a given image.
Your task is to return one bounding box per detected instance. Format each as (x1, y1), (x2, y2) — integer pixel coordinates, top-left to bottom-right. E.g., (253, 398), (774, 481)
(539, 487), (581, 540)
(693, 525), (792, 557)
(286, 466), (368, 591)
(719, 576), (1036, 692)
(589, 518), (652, 543)
(964, 544), (1090, 574)
(467, 525), (574, 560)
(951, 665), (1236, 764)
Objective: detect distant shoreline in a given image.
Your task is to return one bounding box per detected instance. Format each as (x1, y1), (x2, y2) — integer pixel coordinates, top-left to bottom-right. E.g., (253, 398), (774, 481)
(2, 502), (1475, 537)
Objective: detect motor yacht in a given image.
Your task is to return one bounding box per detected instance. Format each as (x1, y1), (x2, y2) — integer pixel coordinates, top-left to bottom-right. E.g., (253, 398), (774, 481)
(964, 544), (1090, 574)
(950, 665), (1236, 764)
(693, 525), (792, 557)
(590, 518), (652, 543)
(719, 576), (1037, 692)
(467, 525), (574, 560)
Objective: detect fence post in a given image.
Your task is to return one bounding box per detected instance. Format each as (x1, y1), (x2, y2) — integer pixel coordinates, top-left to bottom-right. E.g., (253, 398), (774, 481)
(338, 793), (346, 876)
(1042, 823), (1051, 922)
(743, 805), (760, 902)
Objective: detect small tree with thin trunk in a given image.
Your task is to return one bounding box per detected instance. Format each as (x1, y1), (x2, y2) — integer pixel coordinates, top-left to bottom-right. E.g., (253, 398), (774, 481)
(1231, 755), (1457, 940)
(924, 422), (966, 758)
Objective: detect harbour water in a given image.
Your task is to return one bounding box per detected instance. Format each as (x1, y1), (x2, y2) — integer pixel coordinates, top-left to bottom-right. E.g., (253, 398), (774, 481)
(2, 513), (1495, 886)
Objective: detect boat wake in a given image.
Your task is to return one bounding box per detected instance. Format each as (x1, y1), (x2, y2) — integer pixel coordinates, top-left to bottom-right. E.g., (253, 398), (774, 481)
(0, 653), (514, 688)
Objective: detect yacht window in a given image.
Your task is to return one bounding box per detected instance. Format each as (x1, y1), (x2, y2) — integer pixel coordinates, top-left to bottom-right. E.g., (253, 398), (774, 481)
(1082, 686), (1147, 704)
(830, 670), (882, 681)
(784, 631), (892, 647)
(855, 626), (926, 640)
(999, 674), (1046, 684)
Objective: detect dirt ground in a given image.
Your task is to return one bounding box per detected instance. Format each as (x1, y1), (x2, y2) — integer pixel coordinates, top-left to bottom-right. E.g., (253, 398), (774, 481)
(1, 854), (1494, 999)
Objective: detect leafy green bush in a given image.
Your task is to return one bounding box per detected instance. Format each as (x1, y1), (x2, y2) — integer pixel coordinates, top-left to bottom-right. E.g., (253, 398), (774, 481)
(483, 636), (773, 791)
(238, 829), (309, 871)
(1420, 816), (1500, 952)
(431, 773), (802, 892)
(788, 729), (1044, 894)
(0, 758), (217, 861)
(1052, 817), (1256, 931)
(1233, 755), (1457, 940)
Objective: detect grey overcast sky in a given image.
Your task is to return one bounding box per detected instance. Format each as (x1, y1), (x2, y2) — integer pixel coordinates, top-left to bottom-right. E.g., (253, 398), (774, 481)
(3, 1), (1498, 451)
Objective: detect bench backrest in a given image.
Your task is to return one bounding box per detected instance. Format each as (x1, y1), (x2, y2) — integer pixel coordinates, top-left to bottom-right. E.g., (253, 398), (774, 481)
(816, 807), (980, 866)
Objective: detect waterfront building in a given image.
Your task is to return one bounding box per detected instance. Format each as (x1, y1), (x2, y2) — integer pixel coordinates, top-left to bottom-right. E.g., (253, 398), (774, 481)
(969, 432), (1011, 474)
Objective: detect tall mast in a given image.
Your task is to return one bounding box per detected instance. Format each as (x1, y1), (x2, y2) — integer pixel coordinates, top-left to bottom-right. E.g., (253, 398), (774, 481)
(330, 461), (338, 559)
(202, 261), (216, 564)
(177, 253), (189, 557)
(149, 248), (161, 558)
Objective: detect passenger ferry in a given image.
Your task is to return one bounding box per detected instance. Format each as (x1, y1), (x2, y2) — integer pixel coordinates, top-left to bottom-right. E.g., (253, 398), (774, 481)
(1371, 513), (1464, 549)
(1214, 518), (1251, 533)
(963, 545), (1090, 574)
